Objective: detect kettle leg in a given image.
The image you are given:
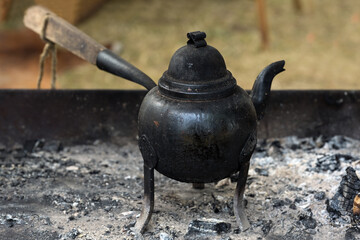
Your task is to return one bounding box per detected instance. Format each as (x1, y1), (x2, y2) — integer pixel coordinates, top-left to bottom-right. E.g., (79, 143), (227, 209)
(134, 165), (154, 234)
(234, 161), (250, 231)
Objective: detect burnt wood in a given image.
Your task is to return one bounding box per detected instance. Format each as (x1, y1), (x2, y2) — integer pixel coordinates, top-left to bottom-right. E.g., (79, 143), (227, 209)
(0, 90), (359, 146)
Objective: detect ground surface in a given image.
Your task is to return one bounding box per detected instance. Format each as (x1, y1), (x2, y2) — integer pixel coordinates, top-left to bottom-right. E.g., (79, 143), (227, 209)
(0, 0), (360, 90)
(1, 136), (360, 239)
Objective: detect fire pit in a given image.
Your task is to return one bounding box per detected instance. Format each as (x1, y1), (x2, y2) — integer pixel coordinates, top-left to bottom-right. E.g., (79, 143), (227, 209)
(1, 90), (360, 239)
(1, 5), (360, 239)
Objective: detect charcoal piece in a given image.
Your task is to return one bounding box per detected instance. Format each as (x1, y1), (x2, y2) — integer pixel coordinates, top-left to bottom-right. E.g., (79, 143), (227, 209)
(23, 139), (44, 153)
(104, 206), (112, 212)
(185, 218), (231, 238)
(301, 138), (317, 150)
(255, 168), (269, 176)
(289, 203), (297, 210)
(121, 151), (129, 158)
(211, 195), (222, 213)
(5, 214), (16, 228)
(337, 154), (357, 162)
(314, 191), (326, 200)
(61, 159), (78, 167)
(298, 209), (317, 229)
(10, 180), (20, 187)
(42, 217), (52, 226)
(43, 140), (63, 152)
(270, 140), (282, 149)
(123, 221), (136, 230)
(92, 195), (101, 202)
(211, 198), (233, 215)
(5, 219), (15, 228)
(345, 227), (360, 240)
(288, 185), (302, 192)
(328, 136), (352, 149)
(327, 167), (360, 217)
(314, 153), (356, 172)
(61, 228), (82, 239)
(284, 136), (317, 151)
(272, 198), (291, 208)
(248, 193), (256, 198)
(315, 155), (341, 172)
(273, 199), (285, 208)
(353, 214), (360, 226)
(23, 140), (37, 153)
(89, 169), (101, 175)
(261, 220), (273, 236)
(290, 144), (300, 150)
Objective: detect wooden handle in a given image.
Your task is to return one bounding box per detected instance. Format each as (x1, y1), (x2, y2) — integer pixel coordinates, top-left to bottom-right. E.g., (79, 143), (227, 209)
(24, 5), (105, 65)
(24, 5), (157, 90)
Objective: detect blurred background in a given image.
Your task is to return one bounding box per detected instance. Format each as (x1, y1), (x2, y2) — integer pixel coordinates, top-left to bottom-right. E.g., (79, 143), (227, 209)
(0, 0), (359, 90)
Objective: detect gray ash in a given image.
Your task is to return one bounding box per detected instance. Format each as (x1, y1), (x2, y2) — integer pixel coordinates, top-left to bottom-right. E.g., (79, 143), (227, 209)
(0, 136), (360, 239)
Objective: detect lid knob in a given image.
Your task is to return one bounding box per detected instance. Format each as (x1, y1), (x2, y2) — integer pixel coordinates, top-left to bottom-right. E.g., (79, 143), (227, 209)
(187, 31), (207, 48)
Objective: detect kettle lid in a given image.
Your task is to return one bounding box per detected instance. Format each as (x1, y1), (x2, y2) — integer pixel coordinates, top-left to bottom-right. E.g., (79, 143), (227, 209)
(158, 31), (236, 100)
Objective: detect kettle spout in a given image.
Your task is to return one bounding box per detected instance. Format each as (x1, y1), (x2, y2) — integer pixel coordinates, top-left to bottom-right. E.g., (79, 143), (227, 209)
(250, 60), (285, 120)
